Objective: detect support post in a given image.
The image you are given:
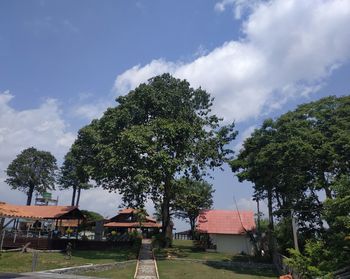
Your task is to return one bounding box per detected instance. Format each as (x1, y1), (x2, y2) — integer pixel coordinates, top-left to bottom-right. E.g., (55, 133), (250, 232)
(0, 230), (5, 251)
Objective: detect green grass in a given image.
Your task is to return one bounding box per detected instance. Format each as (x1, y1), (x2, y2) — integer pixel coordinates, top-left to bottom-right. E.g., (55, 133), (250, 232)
(157, 260), (278, 279)
(154, 240), (269, 262)
(77, 262), (136, 278)
(0, 247), (138, 273)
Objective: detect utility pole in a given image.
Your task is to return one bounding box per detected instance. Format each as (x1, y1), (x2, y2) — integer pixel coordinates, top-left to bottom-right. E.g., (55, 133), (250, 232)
(291, 209), (299, 251)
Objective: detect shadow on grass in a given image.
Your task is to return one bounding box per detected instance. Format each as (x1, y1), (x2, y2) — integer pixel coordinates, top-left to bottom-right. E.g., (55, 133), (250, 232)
(71, 247), (138, 261)
(205, 261), (278, 277)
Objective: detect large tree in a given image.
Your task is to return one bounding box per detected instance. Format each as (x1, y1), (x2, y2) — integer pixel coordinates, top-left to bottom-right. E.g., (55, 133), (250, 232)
(5, 147), (57, 205)
(231, 95), (350, 257)
(77, 74), (236, 245)
(59, 144), (92, 206)
(174, 178), (214, 237)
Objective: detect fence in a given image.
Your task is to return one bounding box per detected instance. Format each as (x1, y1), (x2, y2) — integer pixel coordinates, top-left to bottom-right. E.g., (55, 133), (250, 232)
(0, 229), (134, 251)
(273, 252), (301, 279)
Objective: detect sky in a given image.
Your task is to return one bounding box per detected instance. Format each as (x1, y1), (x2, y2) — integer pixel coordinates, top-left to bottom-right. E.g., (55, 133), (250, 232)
(0, 0), (350, 231)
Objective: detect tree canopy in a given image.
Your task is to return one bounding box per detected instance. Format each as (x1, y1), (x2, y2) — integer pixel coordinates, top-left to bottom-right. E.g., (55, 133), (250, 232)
(75, 74), (236, 244)
(173, 178), (214, 236)
(231, 95), (350, 273)
(5, 147), (57, 205)
(59, 143), (93, 206)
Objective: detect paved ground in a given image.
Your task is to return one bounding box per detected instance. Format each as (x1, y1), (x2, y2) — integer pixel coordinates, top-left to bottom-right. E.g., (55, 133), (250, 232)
(135, 239), (158, 279)
(0, 272), (99, 279)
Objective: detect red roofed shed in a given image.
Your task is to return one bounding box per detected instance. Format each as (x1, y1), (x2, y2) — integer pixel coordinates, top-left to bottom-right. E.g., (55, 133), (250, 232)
(196, 210), (256, 255)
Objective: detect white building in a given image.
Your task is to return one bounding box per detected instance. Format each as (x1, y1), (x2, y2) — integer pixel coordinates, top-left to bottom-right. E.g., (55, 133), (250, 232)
(196, 209), (256, 255)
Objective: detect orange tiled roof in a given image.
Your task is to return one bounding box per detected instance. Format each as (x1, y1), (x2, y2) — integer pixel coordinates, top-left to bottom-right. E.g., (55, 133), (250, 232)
(104, 221), (161, 228)
(196, 210), (255, 235)
(0, 202), (82, 220)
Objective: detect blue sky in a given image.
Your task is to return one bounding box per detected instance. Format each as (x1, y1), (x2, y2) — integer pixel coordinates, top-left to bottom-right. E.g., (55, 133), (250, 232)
(1, 0), (350, 230)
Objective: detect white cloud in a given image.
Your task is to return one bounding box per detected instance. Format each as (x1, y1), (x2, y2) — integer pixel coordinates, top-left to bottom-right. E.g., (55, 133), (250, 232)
(234, 125), (256, 152)
(72, 100), (112, 121)
(215, 0), (258, 19)
(113, 0), (350, 123)
(0, 91), (75, 204)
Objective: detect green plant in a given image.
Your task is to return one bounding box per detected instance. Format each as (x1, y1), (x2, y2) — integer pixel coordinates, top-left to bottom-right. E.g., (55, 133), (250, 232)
(284, 248), (321, 279)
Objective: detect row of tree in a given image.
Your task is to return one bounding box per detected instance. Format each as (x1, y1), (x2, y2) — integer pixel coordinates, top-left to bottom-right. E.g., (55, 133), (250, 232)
(5, 146), (92, 206)
(231, 96), (350, 275)
(5, 74), (224, 244)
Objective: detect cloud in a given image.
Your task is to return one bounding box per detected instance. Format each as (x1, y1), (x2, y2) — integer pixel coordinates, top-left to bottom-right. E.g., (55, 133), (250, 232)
(215, 0), (258, 19)
(113, 0), (350, 123)
(234, 125), (256, 152)
(0, 91), (76, 204)
(72, 100), (112, 121)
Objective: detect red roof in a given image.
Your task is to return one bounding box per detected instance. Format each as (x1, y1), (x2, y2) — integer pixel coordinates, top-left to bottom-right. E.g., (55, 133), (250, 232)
(0, 202), (83, 220)
(196, 210), (255, 235)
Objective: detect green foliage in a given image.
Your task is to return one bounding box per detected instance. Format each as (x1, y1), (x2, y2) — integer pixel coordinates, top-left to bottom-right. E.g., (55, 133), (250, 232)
(284, 248), (321, 279)
(231, 95), (350, 272)
(5, 147), (57, 205)
(80, 210), (104, 222)
(174, 178), (214, 235)
(74, 74), (237, 244)
(59, 143), (93, 206)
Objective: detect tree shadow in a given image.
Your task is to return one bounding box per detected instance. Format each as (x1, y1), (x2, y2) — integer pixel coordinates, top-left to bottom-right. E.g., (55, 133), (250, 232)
(204, 260), (278, 277)
(71, 247), (138, 261)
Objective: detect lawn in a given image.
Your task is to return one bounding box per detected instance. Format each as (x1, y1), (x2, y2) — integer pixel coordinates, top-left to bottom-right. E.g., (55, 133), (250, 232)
(154, 240), (278, 279)
(157, 260), (278, 279)
(154, 239), (269, 262)
(77, 262), (136, 278)
(0, 247), (138, 273)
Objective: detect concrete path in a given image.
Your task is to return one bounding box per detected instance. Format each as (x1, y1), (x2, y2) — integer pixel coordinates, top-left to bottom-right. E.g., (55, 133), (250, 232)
(0, 272), (100, 279)
(134, 239), (158, 279)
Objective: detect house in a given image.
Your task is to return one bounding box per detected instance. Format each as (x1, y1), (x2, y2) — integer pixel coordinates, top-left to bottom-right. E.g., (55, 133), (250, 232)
(104, 208), (161, 237)
(196, 209), (256, 255)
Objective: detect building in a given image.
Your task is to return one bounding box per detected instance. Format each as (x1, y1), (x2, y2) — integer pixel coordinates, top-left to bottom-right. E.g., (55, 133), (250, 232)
(196, 209), (256, 255)
(104, 208), (161, 237)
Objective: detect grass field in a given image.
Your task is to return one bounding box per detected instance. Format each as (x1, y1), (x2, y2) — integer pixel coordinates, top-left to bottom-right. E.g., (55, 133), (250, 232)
(154, 240), (278, 279)
(0, 247), (138, 273)
(157, 260), (278, 279)
(77, 262), (136, 278)
(154, 239), (270, 262)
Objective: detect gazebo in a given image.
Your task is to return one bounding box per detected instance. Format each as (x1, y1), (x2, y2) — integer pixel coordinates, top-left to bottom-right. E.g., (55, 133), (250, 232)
(0, 201), (85, 249)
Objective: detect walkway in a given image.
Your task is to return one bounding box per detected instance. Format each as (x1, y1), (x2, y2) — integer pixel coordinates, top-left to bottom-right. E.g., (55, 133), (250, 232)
(0, 272), (99, 278)
(134, 239), (158, 279)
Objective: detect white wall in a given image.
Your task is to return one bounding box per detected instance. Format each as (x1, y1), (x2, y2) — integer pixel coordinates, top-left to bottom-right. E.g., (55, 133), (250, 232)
(209, 234), (254, 255)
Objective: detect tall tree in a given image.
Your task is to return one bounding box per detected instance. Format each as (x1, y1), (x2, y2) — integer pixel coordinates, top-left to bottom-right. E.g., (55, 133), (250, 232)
(59, 144), (92, 206)
(174, 178), (214, 237)
(5, 147), (57, 205)
(77, 74), (236, 246)
(231, 95), (350, 255)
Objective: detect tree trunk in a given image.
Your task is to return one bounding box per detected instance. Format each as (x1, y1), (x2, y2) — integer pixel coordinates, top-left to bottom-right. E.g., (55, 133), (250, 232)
(161, 177), (172, 248)
(189, 217), (196, 239)
(75, 187), (81, 207)
(267, 188), (275, 258)
(71, 185), (77, 206)
(26, 185), (35, 205)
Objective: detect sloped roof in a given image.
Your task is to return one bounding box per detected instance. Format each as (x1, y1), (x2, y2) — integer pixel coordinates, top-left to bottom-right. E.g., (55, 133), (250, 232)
(196, 210), (255, 235)
(0, 202), (84, 220)
(104, 221), (161, 228)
